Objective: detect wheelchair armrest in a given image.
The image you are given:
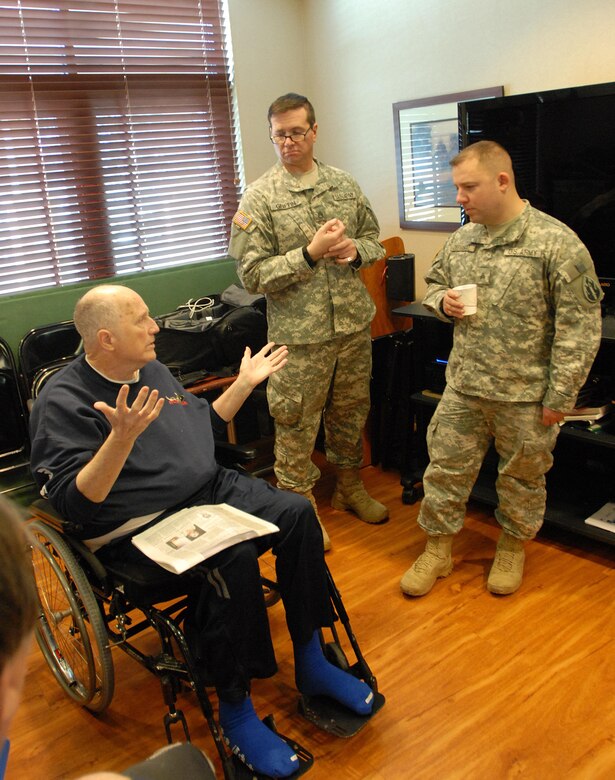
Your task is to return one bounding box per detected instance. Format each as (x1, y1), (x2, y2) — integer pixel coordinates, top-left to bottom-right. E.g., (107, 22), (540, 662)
(29, 498), (111, 591)
(29, 497), (84, 535)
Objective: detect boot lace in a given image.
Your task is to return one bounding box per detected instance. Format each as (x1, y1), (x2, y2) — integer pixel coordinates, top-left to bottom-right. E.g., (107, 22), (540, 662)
(414, 547), (444, 573)
(493, 546), (523, 573)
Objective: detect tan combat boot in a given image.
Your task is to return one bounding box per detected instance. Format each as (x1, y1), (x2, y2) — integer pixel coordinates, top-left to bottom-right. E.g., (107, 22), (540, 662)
(331, 467), (389, 524)
(487, 532), (525, 595)
(400, 535), (454, 596)
(291, 488), (331, 552)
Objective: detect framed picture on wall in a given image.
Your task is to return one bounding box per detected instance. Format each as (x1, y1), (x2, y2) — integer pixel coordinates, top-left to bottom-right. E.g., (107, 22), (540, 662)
(393, 86), (503, 231)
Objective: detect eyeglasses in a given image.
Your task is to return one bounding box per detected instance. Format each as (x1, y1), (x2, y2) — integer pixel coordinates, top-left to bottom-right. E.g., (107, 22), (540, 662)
(270, 127), (313, 145)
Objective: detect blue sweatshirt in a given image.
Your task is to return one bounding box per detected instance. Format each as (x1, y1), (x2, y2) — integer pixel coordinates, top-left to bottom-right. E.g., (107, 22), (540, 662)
(29, 356), (226, 539)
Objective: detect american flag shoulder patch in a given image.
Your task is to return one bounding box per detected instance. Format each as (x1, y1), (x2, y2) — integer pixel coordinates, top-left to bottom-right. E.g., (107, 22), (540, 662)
(233, 210), (253, 230)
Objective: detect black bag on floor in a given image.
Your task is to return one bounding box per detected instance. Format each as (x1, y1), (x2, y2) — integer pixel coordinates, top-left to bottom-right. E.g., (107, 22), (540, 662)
(154, 303), (268, 378)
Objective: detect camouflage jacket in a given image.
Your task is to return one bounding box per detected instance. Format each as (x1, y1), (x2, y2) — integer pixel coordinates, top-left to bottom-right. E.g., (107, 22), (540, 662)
(423, 204), (603, 411)
(229, 160), (383, 344)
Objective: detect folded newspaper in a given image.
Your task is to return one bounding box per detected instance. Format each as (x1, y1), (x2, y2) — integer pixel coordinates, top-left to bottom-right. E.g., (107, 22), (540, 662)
(132, 503), (279, 574)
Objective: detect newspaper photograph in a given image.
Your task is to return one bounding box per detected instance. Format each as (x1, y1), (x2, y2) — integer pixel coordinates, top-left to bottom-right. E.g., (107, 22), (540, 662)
(132, 503), (279, 574)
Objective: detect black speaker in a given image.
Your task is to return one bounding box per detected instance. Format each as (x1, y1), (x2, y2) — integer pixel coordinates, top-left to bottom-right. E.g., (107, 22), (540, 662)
(385, 254), (415, 301)
(424, 358), (448, 394)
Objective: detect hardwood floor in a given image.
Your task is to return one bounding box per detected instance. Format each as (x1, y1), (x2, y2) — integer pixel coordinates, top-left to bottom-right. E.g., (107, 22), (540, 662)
(8, 461), (615, 779)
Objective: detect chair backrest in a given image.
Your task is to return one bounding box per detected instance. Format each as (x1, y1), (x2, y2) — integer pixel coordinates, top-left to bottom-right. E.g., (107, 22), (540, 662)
(18, 320), (82, 402)
(381, 236), (405, 257)
(0, 337), (30, 472)
(360, 236), (414, 339)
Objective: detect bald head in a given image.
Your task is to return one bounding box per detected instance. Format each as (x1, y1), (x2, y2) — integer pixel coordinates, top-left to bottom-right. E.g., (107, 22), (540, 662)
(74, 285), (144, 352)
(73, 285), (159, 378)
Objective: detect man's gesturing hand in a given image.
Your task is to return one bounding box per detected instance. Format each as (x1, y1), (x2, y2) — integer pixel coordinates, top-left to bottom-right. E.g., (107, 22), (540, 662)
(94, 384), (165, 443)
(76, 385), (166, 504)
(237, 342), (288, 390)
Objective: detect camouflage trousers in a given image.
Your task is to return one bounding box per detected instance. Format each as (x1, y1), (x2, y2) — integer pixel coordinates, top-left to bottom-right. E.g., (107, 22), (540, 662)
(418, 386), (560, 540)
(267, 327), (372, 492)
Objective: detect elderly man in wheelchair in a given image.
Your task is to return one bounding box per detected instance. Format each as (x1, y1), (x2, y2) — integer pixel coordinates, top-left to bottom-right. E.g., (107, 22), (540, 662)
(28, 284), (383, 779)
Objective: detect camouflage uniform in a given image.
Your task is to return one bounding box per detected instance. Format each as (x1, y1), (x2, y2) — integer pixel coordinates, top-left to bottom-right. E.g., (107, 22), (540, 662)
(419, 203), (603, 539)
(229, 160), (384, 491)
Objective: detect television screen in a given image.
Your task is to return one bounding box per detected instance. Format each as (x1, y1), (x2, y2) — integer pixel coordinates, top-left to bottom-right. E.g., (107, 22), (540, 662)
(458, 81), (615, 291)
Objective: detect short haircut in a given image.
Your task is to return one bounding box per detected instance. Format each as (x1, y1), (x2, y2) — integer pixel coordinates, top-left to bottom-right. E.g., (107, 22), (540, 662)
(0, 496), (38, 674)
(451, 140), (513, 176)
(268, 93), (316, 127)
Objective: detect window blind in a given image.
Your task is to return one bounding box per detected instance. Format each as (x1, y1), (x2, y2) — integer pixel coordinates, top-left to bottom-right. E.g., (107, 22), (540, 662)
(0, 0), (242, 296)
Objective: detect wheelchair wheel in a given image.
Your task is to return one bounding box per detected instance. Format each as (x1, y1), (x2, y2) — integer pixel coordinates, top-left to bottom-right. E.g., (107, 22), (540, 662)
(30, 521), (115, 713)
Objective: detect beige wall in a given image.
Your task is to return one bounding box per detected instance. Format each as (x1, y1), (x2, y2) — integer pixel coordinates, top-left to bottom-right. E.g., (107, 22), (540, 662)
(228, 0), (615, 298)
(226, 0), (307, 185)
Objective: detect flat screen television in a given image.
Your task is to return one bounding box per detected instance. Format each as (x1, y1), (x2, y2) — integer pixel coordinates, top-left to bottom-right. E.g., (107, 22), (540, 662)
(458, 81), (615, 312)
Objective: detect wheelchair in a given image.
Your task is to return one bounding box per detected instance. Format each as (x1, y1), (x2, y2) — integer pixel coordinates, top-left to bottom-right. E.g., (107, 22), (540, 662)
(28, 496), (384, 780)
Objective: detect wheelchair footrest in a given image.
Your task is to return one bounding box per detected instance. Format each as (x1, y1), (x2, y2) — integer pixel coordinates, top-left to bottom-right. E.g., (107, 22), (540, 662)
(231, 715), (314, 779)
(297, 691), (385, 738)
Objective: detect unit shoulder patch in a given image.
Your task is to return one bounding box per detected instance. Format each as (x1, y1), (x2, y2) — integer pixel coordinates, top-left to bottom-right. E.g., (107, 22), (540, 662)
(564, 271), (604, 307)
(582, 274), (602, 303)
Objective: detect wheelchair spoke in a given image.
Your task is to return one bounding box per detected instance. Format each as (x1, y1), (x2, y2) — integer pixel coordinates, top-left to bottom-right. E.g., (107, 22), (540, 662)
(32, 544), (94, 694)
(30, 523), (114, 712)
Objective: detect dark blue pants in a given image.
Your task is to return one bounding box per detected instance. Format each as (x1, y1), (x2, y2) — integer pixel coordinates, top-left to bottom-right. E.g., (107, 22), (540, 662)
(98, 467), (331, 699)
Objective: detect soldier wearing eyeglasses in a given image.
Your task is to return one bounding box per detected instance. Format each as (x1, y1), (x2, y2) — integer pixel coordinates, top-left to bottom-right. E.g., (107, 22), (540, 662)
(230, 93), (388, 550)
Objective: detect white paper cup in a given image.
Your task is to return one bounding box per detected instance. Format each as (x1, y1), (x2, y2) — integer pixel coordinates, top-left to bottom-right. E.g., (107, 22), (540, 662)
(453, 284), (477, 315)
